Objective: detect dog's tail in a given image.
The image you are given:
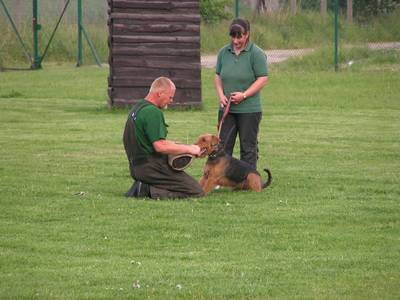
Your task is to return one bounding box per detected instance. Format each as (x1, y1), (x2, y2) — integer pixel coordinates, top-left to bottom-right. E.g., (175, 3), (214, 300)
(262, 168), (272, 189)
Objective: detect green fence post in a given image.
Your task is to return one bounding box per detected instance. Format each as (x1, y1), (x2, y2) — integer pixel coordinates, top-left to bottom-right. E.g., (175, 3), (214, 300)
(77, 0), (83, 66)
(32, 0), (42, 69)
(81, 26), (102, 67)
(77, 0), (101, 67)
(39, 0), (71, 65)
(334, 0), (339, 72)
(235, 0), (240, 18)
(0, 0), (32, 65)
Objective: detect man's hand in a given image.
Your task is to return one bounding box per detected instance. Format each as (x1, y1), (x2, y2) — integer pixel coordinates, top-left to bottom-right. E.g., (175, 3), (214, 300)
(153, 140), (202, 156)
(187, 144), (202, 157)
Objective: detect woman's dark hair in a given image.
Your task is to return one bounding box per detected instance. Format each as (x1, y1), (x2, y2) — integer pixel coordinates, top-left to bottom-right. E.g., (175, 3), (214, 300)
(229, 18), (250, 38)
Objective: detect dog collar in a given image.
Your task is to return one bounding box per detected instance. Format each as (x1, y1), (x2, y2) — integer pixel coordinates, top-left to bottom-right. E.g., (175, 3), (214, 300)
(208, 147), (223, 159)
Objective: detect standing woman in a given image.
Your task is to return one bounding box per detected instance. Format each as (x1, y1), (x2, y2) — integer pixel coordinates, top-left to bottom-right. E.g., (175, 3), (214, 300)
(215, 18), (268, 169)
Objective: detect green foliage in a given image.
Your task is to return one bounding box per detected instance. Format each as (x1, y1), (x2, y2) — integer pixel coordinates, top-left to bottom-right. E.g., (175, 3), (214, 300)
(0, 61), (399, 298)
(274, 46), (400, 72)
(299, 0), (322, 10)
(1, 1), (400, 67)
(0, 0), (108, 68)
(200, 0), (232, 23)
(353, 0), (400, 19)
(201, 12), (334, 53)
(0, 21), (109, 68)
(201, 9), (400, 54)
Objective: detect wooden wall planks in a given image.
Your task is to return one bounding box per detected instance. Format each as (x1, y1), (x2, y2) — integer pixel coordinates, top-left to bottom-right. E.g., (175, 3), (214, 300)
(108, 0), (201, 107)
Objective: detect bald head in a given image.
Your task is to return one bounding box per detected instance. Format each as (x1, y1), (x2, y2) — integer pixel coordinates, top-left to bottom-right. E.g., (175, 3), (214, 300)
(145, 77), (176, 109)
(149, 77), (175, 94)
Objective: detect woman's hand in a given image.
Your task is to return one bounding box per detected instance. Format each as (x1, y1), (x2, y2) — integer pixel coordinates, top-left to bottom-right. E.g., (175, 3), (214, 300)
(230, 91), (246, 104)
(215, 74), (229, 108)
(219, 95), (229, 107)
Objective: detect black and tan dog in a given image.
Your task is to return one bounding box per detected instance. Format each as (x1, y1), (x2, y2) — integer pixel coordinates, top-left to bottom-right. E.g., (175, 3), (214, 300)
(195, 134), (272, 194)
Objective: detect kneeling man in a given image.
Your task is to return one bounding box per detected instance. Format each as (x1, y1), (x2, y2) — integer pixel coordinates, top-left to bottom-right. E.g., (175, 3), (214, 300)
(123, 77), (204, 199)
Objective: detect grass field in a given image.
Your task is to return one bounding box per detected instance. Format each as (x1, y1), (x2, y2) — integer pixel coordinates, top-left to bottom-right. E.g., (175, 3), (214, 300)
(0, 62), (399, 298)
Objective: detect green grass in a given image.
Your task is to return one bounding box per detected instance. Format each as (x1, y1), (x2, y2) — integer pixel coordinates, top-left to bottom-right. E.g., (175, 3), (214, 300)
(0, 62), (399, 298)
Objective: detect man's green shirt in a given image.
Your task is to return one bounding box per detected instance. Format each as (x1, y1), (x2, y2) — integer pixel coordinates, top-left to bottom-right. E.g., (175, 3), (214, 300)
(133, 99), (168, 155)
(216, 42), (268, 113)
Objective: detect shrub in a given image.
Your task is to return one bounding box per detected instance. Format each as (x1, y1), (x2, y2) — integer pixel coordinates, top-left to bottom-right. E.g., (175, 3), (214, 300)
(200, 0), (232, 23)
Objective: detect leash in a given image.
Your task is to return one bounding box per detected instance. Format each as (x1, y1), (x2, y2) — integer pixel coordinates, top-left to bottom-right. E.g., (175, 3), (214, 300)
(217, 96), (232, 139)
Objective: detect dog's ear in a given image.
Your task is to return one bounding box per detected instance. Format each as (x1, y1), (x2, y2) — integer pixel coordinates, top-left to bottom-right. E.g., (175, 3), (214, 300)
(212, 135), (220, 145)
(195, 134), (212, 154)
(195, 134), (212, 157)
(195, 134), (205, 146)
(200, 136), (208, 147)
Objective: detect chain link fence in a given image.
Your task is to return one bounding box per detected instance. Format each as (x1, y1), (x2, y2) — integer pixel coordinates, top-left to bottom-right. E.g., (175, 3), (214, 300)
(0, 0), (108, 69)
(201, 0), (399, 70)
(1, 0), (399, 70)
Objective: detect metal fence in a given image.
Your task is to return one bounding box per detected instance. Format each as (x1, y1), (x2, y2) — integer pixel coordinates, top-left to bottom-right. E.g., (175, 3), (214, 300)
(0, 0), (107, 69)
(228, 0), (400, 70)
(1, 0), (399, 70)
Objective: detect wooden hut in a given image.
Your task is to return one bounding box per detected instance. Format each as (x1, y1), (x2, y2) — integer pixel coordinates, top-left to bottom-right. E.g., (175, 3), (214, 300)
(107, 0), (201, 107)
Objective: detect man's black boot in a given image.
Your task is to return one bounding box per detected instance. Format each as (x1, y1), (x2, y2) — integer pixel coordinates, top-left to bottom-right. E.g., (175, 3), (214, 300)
(125, 181), (150, 198)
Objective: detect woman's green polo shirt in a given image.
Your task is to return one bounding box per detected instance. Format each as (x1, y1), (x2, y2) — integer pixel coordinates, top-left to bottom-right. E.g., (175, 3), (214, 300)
(216, 42), (268, 113)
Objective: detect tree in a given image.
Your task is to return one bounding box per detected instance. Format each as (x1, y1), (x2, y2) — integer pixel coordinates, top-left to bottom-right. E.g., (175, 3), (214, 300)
(200, 0), (231, 23)
(253, 0), (266, 16)
(290, 0), (297, 15)
(347, 0), (353, 22)
(320, 0), (327, 17)
(251, 0), (278, 16)
(14, 0), (21, 25)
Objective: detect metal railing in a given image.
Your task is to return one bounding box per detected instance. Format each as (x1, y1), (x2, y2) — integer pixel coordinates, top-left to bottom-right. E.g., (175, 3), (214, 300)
(0, 0), (101, 70)
(1, 0), (398, 71)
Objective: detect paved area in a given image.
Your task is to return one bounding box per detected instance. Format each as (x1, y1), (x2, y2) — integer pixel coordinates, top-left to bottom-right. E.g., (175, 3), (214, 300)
(97, 43), (399, 70)
(201, 42), (400, 69)
(201, 48), (314, 68)
(367, 42), (400, 50)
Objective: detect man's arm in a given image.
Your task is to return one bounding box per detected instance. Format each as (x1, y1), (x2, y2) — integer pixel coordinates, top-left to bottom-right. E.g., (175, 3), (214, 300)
(153, 139), (201, 156)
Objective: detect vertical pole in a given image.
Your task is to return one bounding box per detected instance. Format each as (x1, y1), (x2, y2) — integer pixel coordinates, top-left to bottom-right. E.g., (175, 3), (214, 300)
(334, 0), (339, 72)
(235, 0), (239, 18)
(77, 0), (83, 66)
(320, 0), (327, 18)
(346, 0), (353, 22)
(81, 26), (102, 66)
(290, 0), (297, 15)
(0, 0), (33, 64)
(32, 0), (41, 69)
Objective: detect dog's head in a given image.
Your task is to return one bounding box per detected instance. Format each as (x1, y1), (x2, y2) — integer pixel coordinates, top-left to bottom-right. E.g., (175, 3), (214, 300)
(195, 134), (220, 157)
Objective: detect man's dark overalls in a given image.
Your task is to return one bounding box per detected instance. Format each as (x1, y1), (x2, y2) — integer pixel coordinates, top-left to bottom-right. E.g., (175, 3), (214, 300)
(123, 101), (154, 197)
(123, 101), (204, 199)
